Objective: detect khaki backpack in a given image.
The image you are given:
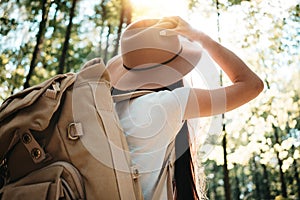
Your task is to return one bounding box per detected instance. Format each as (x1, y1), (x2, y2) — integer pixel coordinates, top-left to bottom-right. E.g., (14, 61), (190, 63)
(0, 58), (149, 200)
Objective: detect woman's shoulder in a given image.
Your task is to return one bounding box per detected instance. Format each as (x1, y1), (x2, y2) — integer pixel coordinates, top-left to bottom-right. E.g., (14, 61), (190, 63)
(130, 88), (191, 118)
(136, 87), (190, 102)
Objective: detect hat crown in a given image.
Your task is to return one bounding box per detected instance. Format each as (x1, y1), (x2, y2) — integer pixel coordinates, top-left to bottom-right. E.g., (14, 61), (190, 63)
(106, 18), (202, 91)
(120, 19), (181, 70)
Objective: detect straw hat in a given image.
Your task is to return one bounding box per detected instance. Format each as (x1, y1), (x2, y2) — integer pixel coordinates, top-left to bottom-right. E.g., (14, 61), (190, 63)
(106, 18), (203, 91)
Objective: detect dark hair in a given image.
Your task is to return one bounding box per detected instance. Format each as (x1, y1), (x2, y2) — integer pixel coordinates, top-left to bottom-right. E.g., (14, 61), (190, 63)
(111, 81), (200, 200)
(162, 81), (199, 200)
(174, 122), (199, 200)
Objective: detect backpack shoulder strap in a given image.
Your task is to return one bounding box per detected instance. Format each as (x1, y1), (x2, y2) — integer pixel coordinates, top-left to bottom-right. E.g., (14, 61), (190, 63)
(151, 140), (175, 200)
(112, 90), (153, 103)
(96, 88), (142, 200)
(80, 58), (143, 199)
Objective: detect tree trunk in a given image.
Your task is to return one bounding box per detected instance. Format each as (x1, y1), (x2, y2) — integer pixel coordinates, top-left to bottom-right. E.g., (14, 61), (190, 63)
(112, 0), (125, 57)
(217, 1), (231, 198)
(98, 0), (107, 58)
(23, 0), (51, 88)
(252, 157), (261, 199)
(292, 145), (300, 199)
(261, 163), (271, 200)
(99, 26), (104, 57)
(57, 0), (77, 74)
(212, 164), (219, 199)
(124, 0), (132, 25)
(273, 125), (287, 198)
(222, 125), (231, 200)
(49, 0), (61, 38)
(233, 164), (240, 200)
(112, 0), (132, 57)
(103, 25), (111, 63)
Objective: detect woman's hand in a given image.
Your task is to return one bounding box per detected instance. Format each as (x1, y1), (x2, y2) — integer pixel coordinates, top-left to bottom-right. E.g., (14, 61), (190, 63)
(160, 16), (201, 42)
(159, 16), (264, 119)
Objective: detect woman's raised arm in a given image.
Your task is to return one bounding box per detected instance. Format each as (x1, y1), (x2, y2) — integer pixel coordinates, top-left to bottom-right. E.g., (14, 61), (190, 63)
(162, 16), (264, 118)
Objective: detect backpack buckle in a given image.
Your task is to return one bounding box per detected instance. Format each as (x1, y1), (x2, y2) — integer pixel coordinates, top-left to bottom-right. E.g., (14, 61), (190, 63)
(45, 82), (61, 99)
(131, 165), (140, 180)
(68, 123), (84, 140)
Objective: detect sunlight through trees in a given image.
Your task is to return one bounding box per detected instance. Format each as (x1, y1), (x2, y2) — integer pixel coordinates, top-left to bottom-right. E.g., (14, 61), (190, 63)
(0, 0), (299, 199)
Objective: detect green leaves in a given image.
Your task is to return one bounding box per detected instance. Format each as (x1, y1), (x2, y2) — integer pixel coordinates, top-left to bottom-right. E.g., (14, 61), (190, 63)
(0, 17), (18, 35)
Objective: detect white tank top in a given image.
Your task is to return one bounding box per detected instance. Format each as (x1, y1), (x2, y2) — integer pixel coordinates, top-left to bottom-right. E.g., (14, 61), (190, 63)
(115, 88), (190, 200)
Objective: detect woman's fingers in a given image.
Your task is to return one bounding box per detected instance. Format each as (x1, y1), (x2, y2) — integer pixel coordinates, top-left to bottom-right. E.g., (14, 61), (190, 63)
(162, 16), (180, 25)
(159, 29), (178, 37)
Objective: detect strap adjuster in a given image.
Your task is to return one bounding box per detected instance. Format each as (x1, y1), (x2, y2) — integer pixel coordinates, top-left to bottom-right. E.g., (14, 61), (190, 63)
(131, 165), (140, 180)
(68, 122), (84, 140)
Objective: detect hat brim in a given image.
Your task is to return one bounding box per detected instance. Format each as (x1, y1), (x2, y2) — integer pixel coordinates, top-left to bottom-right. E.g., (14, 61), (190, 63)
(106, 38), (203, 91)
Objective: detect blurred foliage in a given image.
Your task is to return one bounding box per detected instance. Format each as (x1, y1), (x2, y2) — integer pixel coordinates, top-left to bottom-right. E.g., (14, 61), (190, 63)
(199, 0), (300, 199)
(0, 0), (299, 199)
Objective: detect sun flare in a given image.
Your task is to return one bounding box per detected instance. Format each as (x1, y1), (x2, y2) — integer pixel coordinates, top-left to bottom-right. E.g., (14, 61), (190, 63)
(130, 0), (188, 20)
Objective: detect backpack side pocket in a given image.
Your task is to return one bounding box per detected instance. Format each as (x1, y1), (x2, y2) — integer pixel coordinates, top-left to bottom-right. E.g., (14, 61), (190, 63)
(0, 161), (85, 200)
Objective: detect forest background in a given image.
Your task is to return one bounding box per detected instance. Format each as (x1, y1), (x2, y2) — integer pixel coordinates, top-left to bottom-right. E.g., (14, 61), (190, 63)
(0, 0), (299, 199)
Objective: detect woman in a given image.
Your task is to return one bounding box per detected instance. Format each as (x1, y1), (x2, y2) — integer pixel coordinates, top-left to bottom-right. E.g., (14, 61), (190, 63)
(107, 16), (264, 200)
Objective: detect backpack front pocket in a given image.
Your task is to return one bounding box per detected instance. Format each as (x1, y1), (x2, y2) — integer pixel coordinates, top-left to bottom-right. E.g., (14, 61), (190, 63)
(0, 161), (85, 200)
